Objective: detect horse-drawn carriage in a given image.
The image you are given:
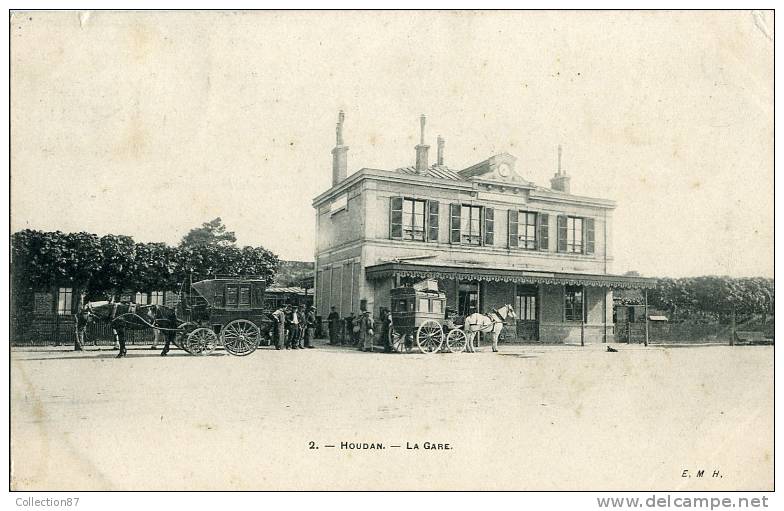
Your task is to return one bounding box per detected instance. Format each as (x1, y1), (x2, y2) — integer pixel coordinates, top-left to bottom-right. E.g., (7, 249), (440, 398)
(82, 275), (274, 357)
(387, 284), (470, 354)
(175, 275), (273, 356)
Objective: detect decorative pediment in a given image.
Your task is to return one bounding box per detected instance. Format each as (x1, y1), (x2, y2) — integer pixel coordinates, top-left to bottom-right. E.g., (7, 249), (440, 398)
(458, 153), (531, 185)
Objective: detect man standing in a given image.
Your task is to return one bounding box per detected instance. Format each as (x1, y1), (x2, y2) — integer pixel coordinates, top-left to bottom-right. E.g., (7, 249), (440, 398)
(304, 305), (317, 348)
(287, 305), (300, 349)
(272, 305), (286, 350)
(296, 305), (307, 349)
(327, 306), (341, 345)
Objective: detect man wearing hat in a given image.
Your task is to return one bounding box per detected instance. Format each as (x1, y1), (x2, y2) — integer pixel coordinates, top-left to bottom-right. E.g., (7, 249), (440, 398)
(304, 305), (317, 348)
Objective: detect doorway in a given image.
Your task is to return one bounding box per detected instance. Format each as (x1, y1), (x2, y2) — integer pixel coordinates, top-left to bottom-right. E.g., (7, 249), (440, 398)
(458, 281), (480, 316)
(515, 284), (539, 341)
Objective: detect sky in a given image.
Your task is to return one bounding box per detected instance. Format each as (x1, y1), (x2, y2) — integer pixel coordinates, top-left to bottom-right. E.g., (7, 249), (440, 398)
(10, 10), (773, 278)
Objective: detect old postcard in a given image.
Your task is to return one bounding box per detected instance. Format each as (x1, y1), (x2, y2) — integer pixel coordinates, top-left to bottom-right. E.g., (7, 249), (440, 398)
(8, 10), (774, 493)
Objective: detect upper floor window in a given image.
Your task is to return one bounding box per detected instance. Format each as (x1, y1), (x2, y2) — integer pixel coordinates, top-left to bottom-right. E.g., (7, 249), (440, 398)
(390, 197), (439, 242)
(508, 211), (548, 250)
(403, 199), (426, 241)
(57, 287), (73, 315)
(460, 205), (482, 245)
(450, 204), (493, 246)
(557, 215), (595, 255)
(567, 217), (583, 253)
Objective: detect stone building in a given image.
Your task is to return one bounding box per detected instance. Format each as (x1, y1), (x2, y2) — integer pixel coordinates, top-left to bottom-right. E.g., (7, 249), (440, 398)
(312, 112), (653, 343)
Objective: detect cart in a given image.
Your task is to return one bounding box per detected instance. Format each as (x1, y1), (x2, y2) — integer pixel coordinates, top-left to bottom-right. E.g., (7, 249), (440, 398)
(175, 275), (274, 356)
(387, 285), (469, 354)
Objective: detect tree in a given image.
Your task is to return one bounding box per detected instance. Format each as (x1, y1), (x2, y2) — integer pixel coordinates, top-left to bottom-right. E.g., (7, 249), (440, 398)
(131, 242), (178, 292)
(87, 234), (136, 300)
(180, 218), (237, 248)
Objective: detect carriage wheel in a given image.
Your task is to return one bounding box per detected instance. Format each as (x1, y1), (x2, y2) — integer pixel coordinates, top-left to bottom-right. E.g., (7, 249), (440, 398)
(446, 329), (468, 353)
(389, 326), (407, 353)
(416, 320), (443, 354)
(175, 322), (197, 353)
(186, 327), (218, 356)
(221, 319), (260, 356)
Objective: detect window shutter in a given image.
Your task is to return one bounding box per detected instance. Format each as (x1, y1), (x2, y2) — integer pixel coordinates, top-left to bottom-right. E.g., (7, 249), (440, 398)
(585, 217), (595, 255)
(538, 213), (549, 251)
(449, 204), (461, 243)
(390, 197), (403, 240)
(483, 207), (494, 246)
(427, 200), (439, 242)
(507, 209), (519, 248)
(557, 215), (567, 252)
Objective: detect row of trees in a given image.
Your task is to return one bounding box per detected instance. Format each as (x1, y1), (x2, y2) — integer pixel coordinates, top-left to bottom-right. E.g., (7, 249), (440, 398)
(646, 276), (774, 321)
(11, 219), (280, 307)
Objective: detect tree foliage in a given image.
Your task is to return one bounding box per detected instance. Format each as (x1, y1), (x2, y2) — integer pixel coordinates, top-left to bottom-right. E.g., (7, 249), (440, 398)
(179, 217), (237, 248)
(11, 224), (280, 303)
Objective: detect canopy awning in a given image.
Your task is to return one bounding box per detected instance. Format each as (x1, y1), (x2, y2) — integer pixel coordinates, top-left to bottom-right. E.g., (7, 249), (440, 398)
(364, 261), (656, 289)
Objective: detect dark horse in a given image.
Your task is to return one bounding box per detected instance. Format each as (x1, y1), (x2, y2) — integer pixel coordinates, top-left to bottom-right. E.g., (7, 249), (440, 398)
(80, 301), (179, 358)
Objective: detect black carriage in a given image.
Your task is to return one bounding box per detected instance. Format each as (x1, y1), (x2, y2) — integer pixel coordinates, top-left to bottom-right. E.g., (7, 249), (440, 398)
(176, 275), (273, 356)
(387, 284), (468, 354)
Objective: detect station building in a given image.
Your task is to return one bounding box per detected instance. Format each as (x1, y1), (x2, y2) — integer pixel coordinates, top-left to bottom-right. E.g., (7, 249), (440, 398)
(312, 112), (653, 343)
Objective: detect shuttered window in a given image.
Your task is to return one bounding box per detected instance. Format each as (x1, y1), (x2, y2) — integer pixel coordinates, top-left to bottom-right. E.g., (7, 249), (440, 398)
(557, 215), (568, 252)
(585, 218), (595, 255)
(427, 200), (439, 242)
(567, 217), (584, 253)
(402, 199), (426, 241)
(460, 205), (482, 245)
(508, 210), (519, 248)
(390, 197), (403, 239)
(519, 211), (537, 250)
(483, 207), (494, 246)
(538, 213), (549, 251)
(450, 204), (461, 243)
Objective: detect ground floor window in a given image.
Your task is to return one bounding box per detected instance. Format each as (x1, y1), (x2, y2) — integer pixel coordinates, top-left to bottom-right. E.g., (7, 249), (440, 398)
(135, 292), (149, 305)
(515, 286), (537, 320)
(57, 287), (73, 315)
(150, 291), (165, 305)
(564, 285), (585, 322)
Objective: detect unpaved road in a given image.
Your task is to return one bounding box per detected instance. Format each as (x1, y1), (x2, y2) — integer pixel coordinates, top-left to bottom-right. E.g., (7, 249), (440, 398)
(10, 342), (773, 490)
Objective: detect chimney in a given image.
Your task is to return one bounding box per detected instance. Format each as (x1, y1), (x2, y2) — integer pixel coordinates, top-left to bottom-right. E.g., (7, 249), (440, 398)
(331, 110), (349, 186)
(415, 114), (430, 173)
(436, 135), (445, 166)
(550, 144), (571, 193)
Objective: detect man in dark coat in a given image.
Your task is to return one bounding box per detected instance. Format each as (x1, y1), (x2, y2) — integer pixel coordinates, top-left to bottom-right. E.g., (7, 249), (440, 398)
(327, 306), (341, 345)
(295, 305), (307, 349)
(286, 305), (300, 349)
(304, 305), (317, 348)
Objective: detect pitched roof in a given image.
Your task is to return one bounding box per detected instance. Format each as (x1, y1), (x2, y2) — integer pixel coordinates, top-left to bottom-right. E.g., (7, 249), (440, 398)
(394, 164), (464, 181)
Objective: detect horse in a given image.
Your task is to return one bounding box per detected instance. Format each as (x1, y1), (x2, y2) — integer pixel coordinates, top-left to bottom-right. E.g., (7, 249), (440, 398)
(81, 301), (179, 358)
(463, 304), (516, 353)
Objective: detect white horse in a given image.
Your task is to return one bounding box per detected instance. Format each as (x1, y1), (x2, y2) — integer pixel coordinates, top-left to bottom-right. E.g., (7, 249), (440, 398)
(463, 304), (516, 353)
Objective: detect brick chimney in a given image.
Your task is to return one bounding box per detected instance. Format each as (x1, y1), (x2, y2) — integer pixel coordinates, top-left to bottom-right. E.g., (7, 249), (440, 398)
(415, 114), (430, 173)
(436, 135), (445, 166)
(550, 144), (571, 193)
(331, 110), (349, 186)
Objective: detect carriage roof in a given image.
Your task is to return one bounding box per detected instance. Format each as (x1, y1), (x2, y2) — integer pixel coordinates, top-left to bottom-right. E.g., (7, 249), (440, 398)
(189, 277), (267, 308)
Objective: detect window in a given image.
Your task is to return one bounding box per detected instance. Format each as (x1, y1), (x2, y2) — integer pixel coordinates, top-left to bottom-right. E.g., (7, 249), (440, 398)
(150, 291), (165, 305)
(403, 199), (426, 241)
(564, 286), (585, 322)
(239, 286), (251, 307)
(460, 205), (482, 245)
(226, 285), (239, 307)
(392, 299), (408, 312)
(518, 211), (537, 250)
(458, 281), (480, 316)
(431, 299), (442, 314)
(57, 287), (73, 315)
(391, 198), (439, 242)
(567, 217), (583, 253)
(418, 298), (429, 312)
(134, 292), (149, 305)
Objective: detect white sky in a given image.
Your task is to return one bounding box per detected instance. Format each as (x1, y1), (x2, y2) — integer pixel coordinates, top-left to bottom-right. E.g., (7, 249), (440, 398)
(10, 10), (773, 277)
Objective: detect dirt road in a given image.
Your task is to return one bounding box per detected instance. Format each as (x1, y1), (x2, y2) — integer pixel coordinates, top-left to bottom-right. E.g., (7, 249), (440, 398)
(10, 343), (773, 490)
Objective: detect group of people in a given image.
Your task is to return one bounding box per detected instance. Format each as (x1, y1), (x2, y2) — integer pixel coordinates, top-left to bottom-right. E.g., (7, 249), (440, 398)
(270, 304), (317, 350)
(326, 305), (391, 352)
